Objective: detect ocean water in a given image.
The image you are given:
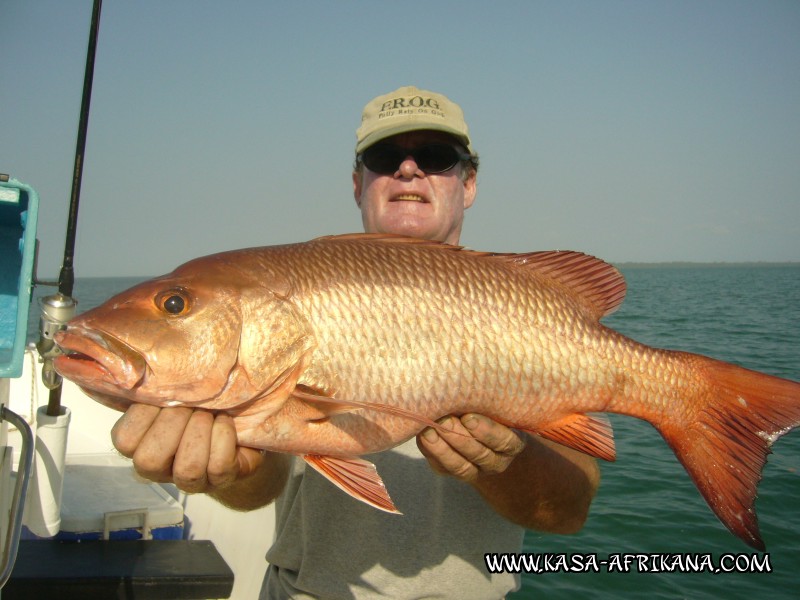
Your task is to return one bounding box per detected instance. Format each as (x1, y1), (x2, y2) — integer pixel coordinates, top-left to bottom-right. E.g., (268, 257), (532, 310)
(26, 265), (800, 598)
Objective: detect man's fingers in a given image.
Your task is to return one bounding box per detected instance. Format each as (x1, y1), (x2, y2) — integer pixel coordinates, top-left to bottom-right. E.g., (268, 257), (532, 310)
(172, 410), (215, 493)
(206, 413), (244, 488)
(130, 407), (193, 482)
(111, 403), (161, 457)
(234, 447), (266, 482)
(111, 405), (262, 494)
(458, 414), (526, 460)
(417, 414), (526, 481)
(417, 417), (480, 481)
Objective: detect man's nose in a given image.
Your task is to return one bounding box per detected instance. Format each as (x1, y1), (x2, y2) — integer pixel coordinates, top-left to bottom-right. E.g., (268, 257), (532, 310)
(396, 156), (424, 179)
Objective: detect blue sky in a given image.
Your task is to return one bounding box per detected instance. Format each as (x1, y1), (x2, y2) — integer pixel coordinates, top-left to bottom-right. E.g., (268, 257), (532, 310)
(3, 0), (799, 277)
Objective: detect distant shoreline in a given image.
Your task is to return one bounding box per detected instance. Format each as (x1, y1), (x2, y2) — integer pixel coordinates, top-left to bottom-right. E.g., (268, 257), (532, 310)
(613, 262), (800, 269)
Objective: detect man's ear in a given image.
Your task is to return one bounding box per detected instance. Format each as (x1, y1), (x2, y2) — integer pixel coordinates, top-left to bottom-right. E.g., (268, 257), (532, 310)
(353, 170), (363, 207)
(463, 170), (477, 209)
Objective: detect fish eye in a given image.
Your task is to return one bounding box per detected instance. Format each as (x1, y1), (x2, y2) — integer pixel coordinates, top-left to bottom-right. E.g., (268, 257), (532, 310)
(155, 289), (191, 316)
(164, 295), (185, 314)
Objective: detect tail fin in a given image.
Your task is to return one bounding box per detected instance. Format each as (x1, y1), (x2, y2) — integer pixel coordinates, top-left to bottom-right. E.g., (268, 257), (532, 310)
(659, 355), (800, 550)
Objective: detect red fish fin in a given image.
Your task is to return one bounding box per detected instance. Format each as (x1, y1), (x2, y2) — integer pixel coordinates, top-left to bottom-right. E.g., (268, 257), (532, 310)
(303, 454), (401, 514)
(292, 388), (457, 435)
(290, 385), (362, 418)
(531, 414), (616, 461)
(502, 251), (627, 318)
(659, 355), (800, 550)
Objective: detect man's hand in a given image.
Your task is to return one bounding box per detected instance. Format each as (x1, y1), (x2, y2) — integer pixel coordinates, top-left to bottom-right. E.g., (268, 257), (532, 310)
(111, 404), (264, 494)
(416, 414), (526, 481)
(416, 412), (599, 533)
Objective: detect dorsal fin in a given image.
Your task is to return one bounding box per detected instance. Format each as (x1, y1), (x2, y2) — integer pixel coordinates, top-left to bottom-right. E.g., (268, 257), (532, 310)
(312, 234), (626, 318)
(500, 251), (626, 318)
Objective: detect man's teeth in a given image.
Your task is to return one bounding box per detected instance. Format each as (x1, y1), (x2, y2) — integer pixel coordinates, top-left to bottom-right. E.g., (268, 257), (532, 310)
(393, 195), (424, 202)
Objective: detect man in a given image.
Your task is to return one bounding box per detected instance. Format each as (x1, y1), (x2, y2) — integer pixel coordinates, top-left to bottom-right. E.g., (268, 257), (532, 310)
(111, 86), (599, 599)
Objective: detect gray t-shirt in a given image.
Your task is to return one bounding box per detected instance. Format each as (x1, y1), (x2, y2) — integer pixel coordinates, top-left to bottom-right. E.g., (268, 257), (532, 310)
(261, 439), (525, 599)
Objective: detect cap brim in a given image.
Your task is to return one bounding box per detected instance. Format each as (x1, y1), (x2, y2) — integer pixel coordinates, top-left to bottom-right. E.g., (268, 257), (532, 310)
(356, 123), (472, 154)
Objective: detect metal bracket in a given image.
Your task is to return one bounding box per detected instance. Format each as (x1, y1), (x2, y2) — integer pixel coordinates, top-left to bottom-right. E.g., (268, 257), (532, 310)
(0, 406), (34, 589)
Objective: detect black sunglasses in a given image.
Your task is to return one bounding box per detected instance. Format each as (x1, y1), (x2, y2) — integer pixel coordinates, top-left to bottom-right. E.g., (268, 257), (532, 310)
(358, 143), (472, 175)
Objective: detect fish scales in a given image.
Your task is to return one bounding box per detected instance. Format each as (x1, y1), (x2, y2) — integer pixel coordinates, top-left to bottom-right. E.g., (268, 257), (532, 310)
(289, 238), (608, 425)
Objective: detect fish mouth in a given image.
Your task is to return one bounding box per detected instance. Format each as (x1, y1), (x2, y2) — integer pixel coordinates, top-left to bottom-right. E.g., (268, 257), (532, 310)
(53, 326), (147, 394)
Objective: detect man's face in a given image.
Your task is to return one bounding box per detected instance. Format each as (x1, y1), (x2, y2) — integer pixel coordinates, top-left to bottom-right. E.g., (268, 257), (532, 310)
(353, 131), (476, 245)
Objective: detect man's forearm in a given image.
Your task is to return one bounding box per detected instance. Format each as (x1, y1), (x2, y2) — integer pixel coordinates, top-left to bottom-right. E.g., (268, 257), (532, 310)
(473, 436), (600, 533)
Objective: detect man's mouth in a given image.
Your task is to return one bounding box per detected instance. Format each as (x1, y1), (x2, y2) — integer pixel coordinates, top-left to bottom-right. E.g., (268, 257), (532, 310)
(390, 194), (427, 203)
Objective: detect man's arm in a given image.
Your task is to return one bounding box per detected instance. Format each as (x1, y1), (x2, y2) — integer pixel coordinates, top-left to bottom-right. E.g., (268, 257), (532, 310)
(111, 404), (290, 511)
(416, 414), (600, 533)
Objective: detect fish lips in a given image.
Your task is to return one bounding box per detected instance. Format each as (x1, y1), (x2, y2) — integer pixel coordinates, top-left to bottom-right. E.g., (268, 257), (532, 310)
(53, 326), (147, 394)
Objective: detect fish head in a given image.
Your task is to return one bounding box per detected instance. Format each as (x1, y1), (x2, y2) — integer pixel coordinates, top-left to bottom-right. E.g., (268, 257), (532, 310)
(54, 251), (314, 414)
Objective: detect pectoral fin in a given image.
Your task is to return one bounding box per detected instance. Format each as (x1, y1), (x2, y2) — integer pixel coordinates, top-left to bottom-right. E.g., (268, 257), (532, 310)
(292, 388), (456, 435)
(303, 454), (401, 514)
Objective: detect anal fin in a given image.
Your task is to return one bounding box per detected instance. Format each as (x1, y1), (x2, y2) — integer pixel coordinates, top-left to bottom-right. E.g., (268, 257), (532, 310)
(531, 414), (616, 461)
(303, 454), (401, 514)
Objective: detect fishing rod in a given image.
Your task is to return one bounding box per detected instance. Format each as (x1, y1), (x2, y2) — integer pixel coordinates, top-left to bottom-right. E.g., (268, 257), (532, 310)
(40, 0), (103, 416)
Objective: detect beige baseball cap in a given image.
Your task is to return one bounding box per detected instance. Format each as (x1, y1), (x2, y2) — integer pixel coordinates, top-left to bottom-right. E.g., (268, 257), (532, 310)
(355, 86), (474, 155)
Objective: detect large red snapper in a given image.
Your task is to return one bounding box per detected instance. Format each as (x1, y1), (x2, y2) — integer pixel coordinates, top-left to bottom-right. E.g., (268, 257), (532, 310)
(53, 234), (800, 549)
